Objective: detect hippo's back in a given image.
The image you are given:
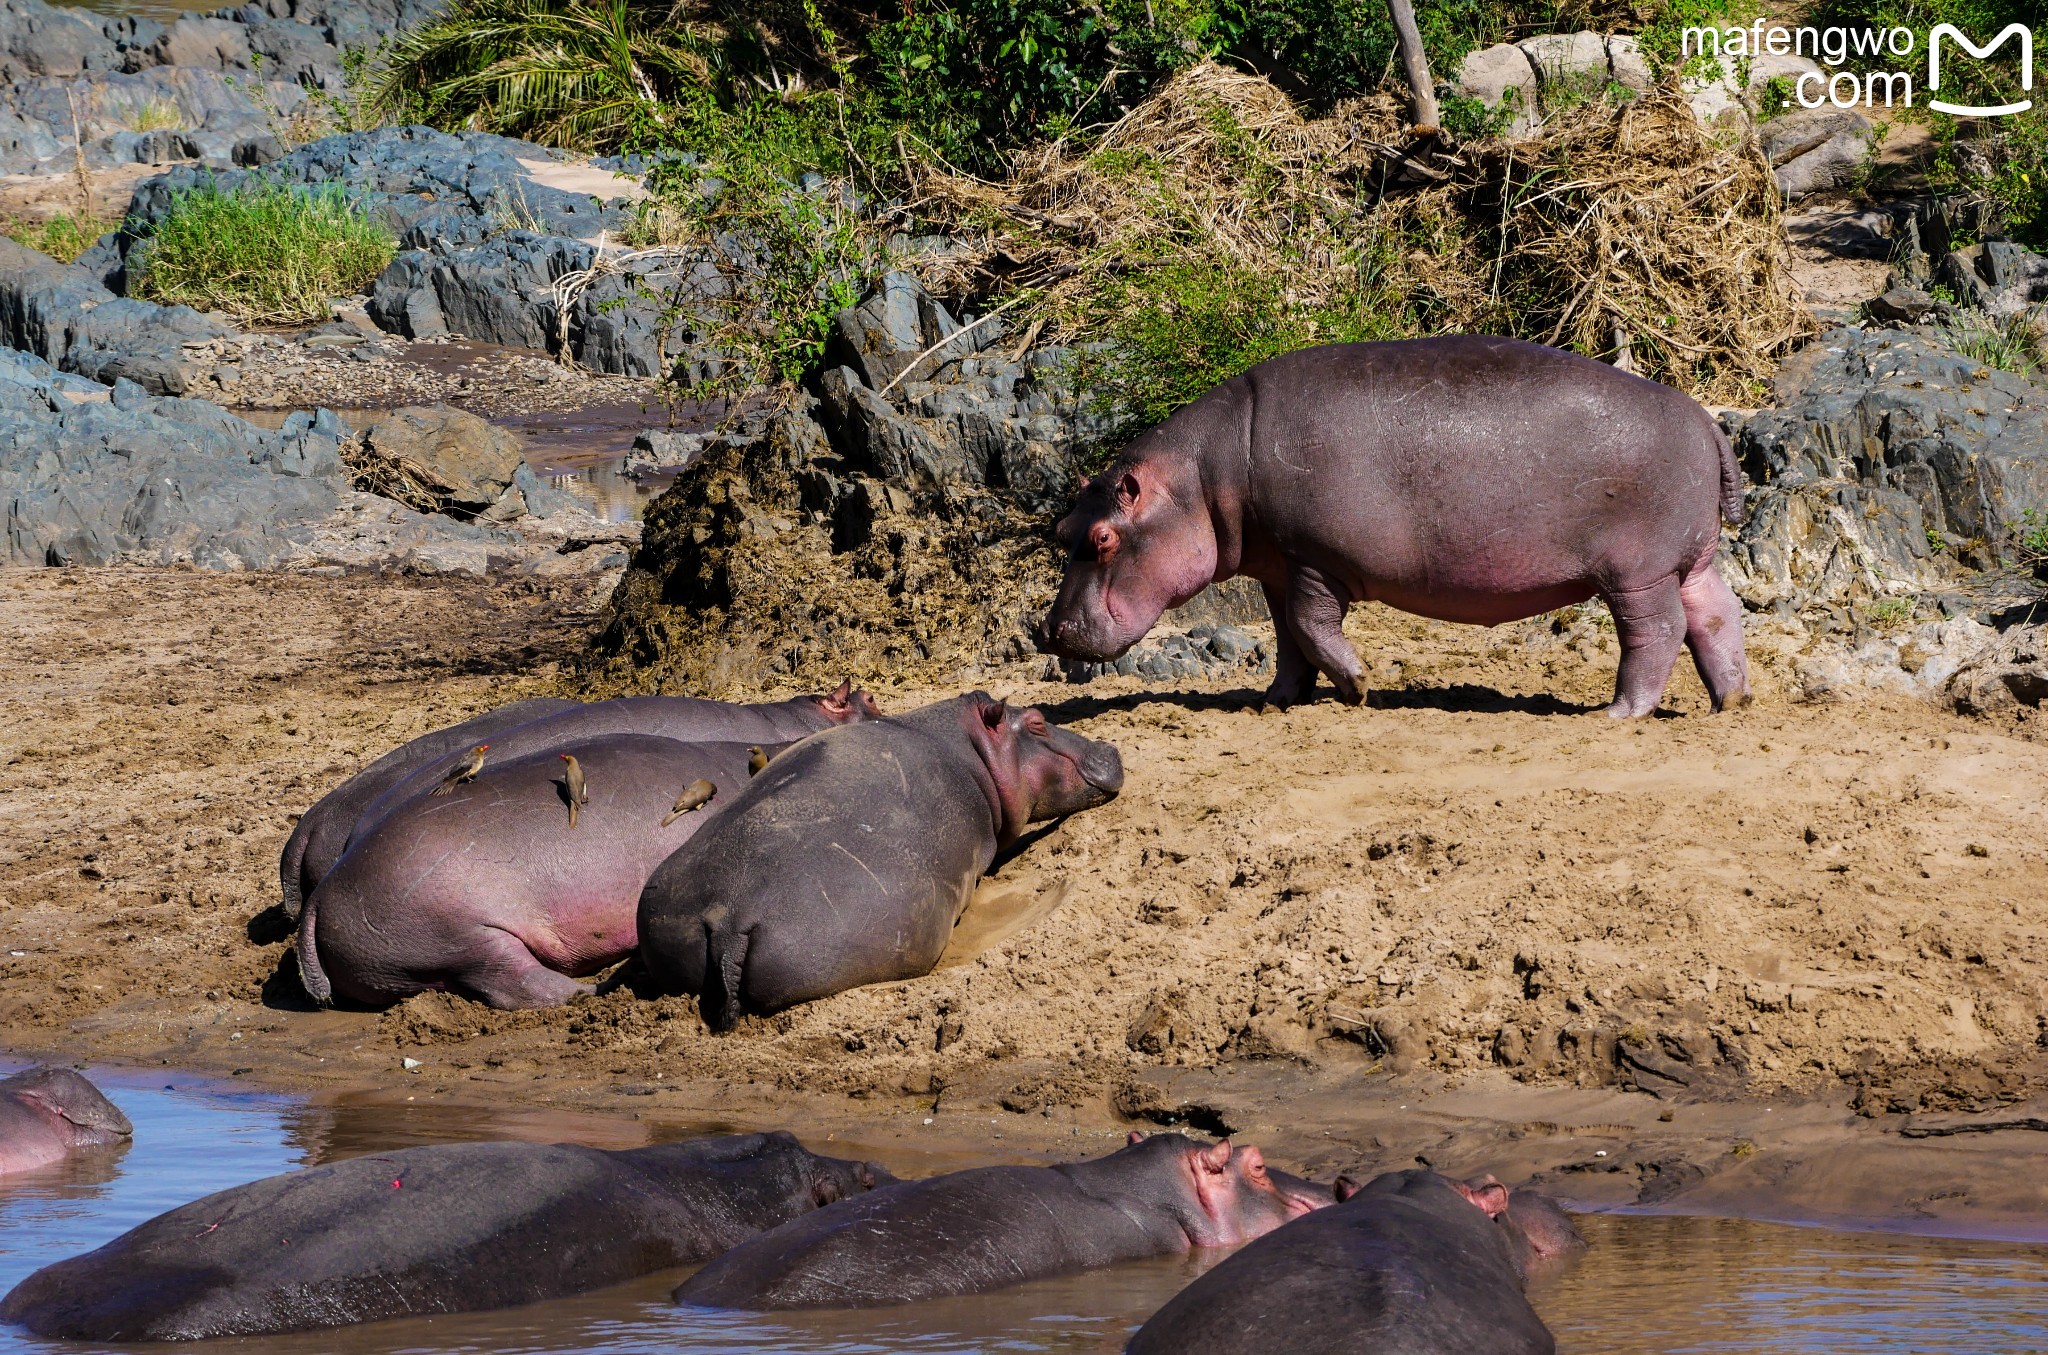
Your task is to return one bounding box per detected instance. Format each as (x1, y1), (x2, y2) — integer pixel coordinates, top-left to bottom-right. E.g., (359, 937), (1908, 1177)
(1233, 337), (1728, 605)
(0, 1140), (739, 1340)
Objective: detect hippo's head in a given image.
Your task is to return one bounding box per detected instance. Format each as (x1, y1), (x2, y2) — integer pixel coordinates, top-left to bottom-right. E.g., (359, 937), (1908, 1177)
(1042, 452), (1220, 662)
(5, 1068), (132, 1146)
(959, 693), (1124, 842)
(632, 1130), (893, 1216)
(1498, 1185), (1588, 1274)
(1117, 1132), (1326, 1249)
(809, 680), (884, 726)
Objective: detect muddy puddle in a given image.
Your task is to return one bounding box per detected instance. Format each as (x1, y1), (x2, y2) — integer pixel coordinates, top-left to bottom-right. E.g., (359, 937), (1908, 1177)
(4, 1064), (2047, 1354)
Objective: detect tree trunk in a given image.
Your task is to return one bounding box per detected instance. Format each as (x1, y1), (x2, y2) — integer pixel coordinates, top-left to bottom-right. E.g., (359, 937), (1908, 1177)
(1386, 0), (1440, 134)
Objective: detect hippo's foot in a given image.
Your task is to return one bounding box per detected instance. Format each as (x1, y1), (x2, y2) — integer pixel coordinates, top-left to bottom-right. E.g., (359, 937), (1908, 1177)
(461, 930), (592, 1009)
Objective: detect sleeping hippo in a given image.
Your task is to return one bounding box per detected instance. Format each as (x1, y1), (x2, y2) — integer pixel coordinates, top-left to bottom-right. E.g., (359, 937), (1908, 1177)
(278, 684), (882, 921)
(298, 735), (768, 1009)
(1124, 1169), (1576, 1354)
(1042, 338), (1751, 716)
(0, 1067), (131, 1176)
(638, 693), (1123, 1030)
(0, 1131), (886, 1341)
(675, 1133), (1324, 1310)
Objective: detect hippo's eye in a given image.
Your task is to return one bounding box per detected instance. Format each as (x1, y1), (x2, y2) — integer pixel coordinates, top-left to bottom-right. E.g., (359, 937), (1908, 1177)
(1089, 523), (1118, 558)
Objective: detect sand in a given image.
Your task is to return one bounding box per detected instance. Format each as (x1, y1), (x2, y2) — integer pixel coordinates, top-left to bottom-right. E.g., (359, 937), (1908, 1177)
(4, 565), (2047, 1236)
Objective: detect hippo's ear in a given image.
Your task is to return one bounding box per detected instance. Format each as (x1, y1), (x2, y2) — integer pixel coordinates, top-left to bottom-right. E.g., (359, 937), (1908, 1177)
(1334, 1175), (1360, 1203)
(1116, 469), (1142, 512)
(1127, 1130), (1147, 1146)
(981, 698), (1008, 729)
(1198, 1139), (1233, 1173)
(1455, 1175), (1511, 1219)
(812, 1176), (845, 1207)
(823, 679), (852, 713)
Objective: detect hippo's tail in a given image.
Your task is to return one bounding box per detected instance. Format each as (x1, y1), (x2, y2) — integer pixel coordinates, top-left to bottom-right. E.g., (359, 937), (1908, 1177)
(295, 894), (335, 1008)
(1714, 419), (1746, 528)
(278, 824), (309, 923)
(701, 924), (750, 1035)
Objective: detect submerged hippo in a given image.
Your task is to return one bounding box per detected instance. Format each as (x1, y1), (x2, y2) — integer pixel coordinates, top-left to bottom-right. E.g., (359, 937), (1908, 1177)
(0, 1067), (131, 1176)
(1042, 338), (1751, 717)
(638, 693), (1123, 1030)
(279, 684), (881, 920)
(0, 1131), (885, 1341)
(676, 1133), (1323, 1311)
(298, 735), (767, 1009)
(1125, 1169), (1574, 1355)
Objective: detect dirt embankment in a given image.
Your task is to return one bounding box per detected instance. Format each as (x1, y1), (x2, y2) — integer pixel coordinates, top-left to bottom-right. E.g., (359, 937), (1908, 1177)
(5, 566), (2048, 1235)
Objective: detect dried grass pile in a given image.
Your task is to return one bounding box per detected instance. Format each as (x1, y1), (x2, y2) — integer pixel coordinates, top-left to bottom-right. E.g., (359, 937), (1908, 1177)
(337, 433), (451, 516)
(909, 61), (1813, 405)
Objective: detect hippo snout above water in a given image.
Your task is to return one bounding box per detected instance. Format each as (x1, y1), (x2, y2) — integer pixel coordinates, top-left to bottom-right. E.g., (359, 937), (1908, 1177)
(0, 1067), (131, 1177)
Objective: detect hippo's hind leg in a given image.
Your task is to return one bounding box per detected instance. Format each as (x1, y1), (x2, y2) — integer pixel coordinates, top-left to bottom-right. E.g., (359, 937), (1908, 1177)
(1257, 580), (1319, 709)
(459, 927), (587, 1009)
(1678, 559), (1753, 711)
(1277, 565), (1366, 706)
(1598, 575), (1686, 717)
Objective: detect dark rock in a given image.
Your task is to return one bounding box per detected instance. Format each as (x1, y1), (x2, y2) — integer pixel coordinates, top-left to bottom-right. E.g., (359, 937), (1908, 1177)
(0, 348), (347, 567)
(1866, 286), (1936, 324)
(1759, 106), (1872, 167)
(0, 0), (117, 82)
(369, 231), (593, 349)
(146, 17), (249, 70)
(1731, 325), (2048, 571)
(0, 237), (233, 394)
(1059, 623), (1274, 685)
(1937, 241), (2048, 318)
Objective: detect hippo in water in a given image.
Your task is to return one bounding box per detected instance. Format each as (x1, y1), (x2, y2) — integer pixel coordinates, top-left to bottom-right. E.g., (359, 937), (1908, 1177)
(298, 735), (768, 1009)
(0, 1131), (886, 1341)
(1041, 338), (1750, 717)
(675, 1133), (1324, 1311)
(638, 693), (1123, 1030)
(278, 684), (882, 921)
(0, 1067), (131, 1176)
(1124, 1169), (1578, 1355)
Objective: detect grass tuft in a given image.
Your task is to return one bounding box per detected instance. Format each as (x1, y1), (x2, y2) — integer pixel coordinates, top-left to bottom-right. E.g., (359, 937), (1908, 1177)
(131, 178), (397, 326)
(4, 210), (114, 264)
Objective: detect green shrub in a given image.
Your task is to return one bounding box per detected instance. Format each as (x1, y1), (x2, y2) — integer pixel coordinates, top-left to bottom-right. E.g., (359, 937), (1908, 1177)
(131, 179), (397, 325)
(5, 210), (112, 264)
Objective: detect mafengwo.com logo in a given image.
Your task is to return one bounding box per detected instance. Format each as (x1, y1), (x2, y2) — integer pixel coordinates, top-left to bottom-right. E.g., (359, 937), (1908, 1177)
(1681, 20), (2034, 116)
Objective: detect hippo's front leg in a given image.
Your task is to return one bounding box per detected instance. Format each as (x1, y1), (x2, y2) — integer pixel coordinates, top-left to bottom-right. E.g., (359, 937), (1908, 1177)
(1277, 565), (1366, 706)
(461, 927), (590, 1009)
(1257, 580), (1319, 709)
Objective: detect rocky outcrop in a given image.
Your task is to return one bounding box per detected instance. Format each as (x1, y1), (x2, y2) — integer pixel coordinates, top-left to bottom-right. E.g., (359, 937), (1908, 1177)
(0, 237), (232, 395)
(1730, 324), (2048, 582)
(0, 0), (442, 175)
(1760, 106), (1873, 202)
(594, 272), (1101, 692)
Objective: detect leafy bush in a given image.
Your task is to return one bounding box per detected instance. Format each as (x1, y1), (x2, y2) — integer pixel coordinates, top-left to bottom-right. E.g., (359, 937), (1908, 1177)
(131, 179), (397, 325)
(4, 210), (111, 264)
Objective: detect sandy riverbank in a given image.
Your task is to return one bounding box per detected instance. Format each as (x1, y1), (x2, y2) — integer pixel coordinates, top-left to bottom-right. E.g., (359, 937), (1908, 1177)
(4, 565), (2046, 1235)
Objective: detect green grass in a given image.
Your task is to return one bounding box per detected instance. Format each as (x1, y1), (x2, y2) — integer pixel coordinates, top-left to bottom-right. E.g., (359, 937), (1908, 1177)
(130, 178), (397, 325)
(1939, 312), (2045, 380)
(4, 210), (113, 264)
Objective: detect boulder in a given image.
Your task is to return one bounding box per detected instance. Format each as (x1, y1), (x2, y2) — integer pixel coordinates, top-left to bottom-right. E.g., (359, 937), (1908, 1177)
(0, 0), (117, 81)
(361, 403), (526, 516)
(1774, 128), (1871, 201)
(0, 237), (233, 395)
(368, 231), (593, 349)
(1758, 106), (1871, 166)
(1947, 624), (2048, 713)
(146, 17), (249, 70)
(1866, 286), (1937, 325)
(1605, 35), (1654, 90)
(1058, 623), (1273, 684)
(1451, 43), (1539, 135)
(1936, 242), (2048, 319)
(1732, 325), (2048, 569)
(1517, 32), (1608, 88)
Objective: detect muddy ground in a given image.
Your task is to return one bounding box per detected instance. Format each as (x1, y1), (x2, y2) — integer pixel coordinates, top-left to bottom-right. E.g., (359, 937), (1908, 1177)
(5, 565), (2048, 1236)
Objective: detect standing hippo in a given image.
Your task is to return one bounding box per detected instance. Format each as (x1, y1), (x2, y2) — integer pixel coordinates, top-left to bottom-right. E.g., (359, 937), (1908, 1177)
(1124, 1169), (1568, 1355)
(0, 1131), (887, 1341)
(298, 735), (766, 1009)
(1042, 339), (1750, 716)
(0, 1067), (131, 1176)
(676, 1133), (1323, 1311)
(638, 693), (1123, 1030)
(278, 683), (882, 921)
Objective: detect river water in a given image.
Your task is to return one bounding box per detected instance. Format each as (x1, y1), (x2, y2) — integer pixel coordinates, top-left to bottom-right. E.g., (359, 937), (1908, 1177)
(2, 1066), (2046, 1354)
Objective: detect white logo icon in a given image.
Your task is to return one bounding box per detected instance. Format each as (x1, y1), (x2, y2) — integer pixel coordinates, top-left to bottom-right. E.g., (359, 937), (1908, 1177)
(1927, 22), (2033, 117)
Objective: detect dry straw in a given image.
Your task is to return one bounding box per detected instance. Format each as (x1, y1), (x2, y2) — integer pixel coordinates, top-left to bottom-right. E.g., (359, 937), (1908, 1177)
(905, 61), (1813, 405)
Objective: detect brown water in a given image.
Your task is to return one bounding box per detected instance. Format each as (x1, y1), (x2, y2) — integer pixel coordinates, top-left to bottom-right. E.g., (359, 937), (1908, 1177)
(3, 1065), (2046, 1354)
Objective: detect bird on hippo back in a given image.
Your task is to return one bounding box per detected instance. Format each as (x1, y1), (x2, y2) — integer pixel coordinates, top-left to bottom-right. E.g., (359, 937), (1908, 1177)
(1040, 337), (1753, 717)
(637, 691), (1124, 1030)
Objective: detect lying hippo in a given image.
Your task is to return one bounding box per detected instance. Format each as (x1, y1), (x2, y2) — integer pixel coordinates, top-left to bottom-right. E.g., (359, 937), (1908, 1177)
(639, 693), (1123, 1030)
(279, 683), (881, 920)
(0, 1131), (885, 1341)
(298, 735), (767, 1009)
(676, 1133), (1322, 1310)
(1042, 338), (1750, 717)
(0, 1067), (131, 1176)
(1124, 1169), (1575, 1354)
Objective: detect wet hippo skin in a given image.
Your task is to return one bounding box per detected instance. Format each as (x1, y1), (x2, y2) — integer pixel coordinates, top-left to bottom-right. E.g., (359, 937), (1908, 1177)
(0, 1131), (886, 1341)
